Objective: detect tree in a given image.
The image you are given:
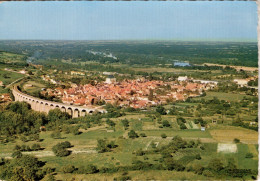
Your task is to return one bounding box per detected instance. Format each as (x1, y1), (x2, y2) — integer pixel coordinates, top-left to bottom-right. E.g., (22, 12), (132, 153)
(84, 164), (98, 174)
(225, 158), (237, 170)
(208, 158), (224, 172)
(121, 119), (129, 130)
(61, 165), (76, 173)
(164, 158), (185, 171)
(50, 131), (61, 139)
(193, 164), (204, 175)
(31, 144), (41, 151)
(162, 120), (171, 127)
(195, 154), (201, 160)
(48, 108), (70, 122)
(156, 105), (167, 115)
(140, 133), (147, 137)
(245, 153), (253, 158)
(161, 133), (167, 139)
(96, 139), (116, 153)
(128, 130), (139, 139)
(52, 142), (71, 157)
(12, 150), (22, 158)
(106, 119), (116, 127)
(233, 138), (240, 143)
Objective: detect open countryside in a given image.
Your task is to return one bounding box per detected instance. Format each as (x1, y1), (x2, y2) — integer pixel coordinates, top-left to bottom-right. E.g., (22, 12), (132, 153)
(0, 2), (258, 181)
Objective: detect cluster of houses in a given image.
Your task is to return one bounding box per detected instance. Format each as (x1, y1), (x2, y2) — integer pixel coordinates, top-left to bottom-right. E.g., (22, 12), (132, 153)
(233, 76), (258, 88)
(41, 75), (60, 85)
(40, 77), (217, 109)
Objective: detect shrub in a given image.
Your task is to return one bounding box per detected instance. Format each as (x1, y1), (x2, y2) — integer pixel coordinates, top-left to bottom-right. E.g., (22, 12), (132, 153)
(200, 145), (205, 150)
(85, 164), (98, 174)
(203, 170), (214, 177)
(12, 150), (22, 158)
(162, 120), (171, 127)
(52, 142), (71, 157)
(121, 119), (129, 130)
(71, 127), (80, 135)
(208, 158), (224, 172)
(195, 154), (201, 160)
(245, 153), (253, 158)
(140, 133), (147, 137)
(151, 141), (157, 149)
(161, 133), (167, 139)
(60, 141), (72, 148)
(50, 131), (61, 139)
(193, 164), (204, 175)
(31, 144), (41, 151)
(42, 167), (55, 174)
(233, 138), (240, 143)
(61, 165), (76, 173)
(128, 130), (139, 139)
(20, 135), (28, 142)
(29, 134), (40, 141)
(180, 123), (187, 129)
(14, 145), (21, 151)
(136, 149), (145, 156)
(156, 105), (167, 115)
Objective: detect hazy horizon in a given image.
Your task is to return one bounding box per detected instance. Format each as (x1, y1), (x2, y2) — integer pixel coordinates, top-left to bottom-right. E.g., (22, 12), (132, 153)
(0, 1), (257, 41)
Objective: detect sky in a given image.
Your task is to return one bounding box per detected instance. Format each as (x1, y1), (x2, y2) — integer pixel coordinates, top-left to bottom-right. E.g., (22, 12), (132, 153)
(0, 1), (257, 41)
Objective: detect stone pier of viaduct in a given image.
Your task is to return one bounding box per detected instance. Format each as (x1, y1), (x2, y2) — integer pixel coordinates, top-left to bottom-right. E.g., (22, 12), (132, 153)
(12, 86), (106, 118)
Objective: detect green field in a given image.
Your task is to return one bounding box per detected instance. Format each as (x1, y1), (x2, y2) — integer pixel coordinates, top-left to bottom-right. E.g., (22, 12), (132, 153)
(0, 69), (24, 93)
(23, 81), (46, 94)
(194, 91), (253, 102)
(0, 52), (26, 64)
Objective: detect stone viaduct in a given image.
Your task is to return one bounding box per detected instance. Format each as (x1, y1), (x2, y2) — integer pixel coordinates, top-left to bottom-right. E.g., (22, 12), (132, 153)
(12, 86), (107, 118)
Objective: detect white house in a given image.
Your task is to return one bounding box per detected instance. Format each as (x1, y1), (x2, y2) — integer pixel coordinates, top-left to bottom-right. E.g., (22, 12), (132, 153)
(177, 76), (188, 81)
(234, 79), (248, 87)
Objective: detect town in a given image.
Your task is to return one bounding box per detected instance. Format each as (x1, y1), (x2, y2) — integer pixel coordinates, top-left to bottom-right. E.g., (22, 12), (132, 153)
(42, 76), (215, 109)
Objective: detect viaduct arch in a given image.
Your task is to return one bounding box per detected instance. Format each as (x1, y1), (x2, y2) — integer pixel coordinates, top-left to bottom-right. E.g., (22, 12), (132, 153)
(12, 86), (106, 118)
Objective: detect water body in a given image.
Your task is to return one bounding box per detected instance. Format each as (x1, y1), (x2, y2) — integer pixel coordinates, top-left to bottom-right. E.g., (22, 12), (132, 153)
(174, 62), (190, 67)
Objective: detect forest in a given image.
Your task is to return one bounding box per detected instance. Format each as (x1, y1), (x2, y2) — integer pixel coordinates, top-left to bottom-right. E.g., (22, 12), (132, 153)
(0, 40), (257, 67)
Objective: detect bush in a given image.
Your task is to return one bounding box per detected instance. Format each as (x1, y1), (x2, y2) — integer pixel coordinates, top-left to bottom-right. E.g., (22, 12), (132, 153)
(128, 130), (139, 139)
(14, 145), (21, 151)
(31, 144), (41, 151)
(61, 165), (76, 173)
(161, 133), (167, 139)
(233, 138), (240, 143)
(85, 164), (98, 174)
(42, 167), (55, 174)
(50, 131), (61, 139)
(180, 123), (187, 129)
(136, 149), (145, 156)
(203, 170), (214, 177)
(121, 119), (129, 130)
(29, 134), (40, 142)
(162, 120), (171, 127)
(60, 141), (72, 148)
(156, 105), (167, 115)
(20, 135), (28, 142)
(139, 133), (147, 137)
(71, 127), (80, 135)
(195, 154), (201, 160)
(193, 164), (204, 175)
(245, 153), (253, 158)
(52, 142), (71, 157)
(12, 150), (22, 158)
